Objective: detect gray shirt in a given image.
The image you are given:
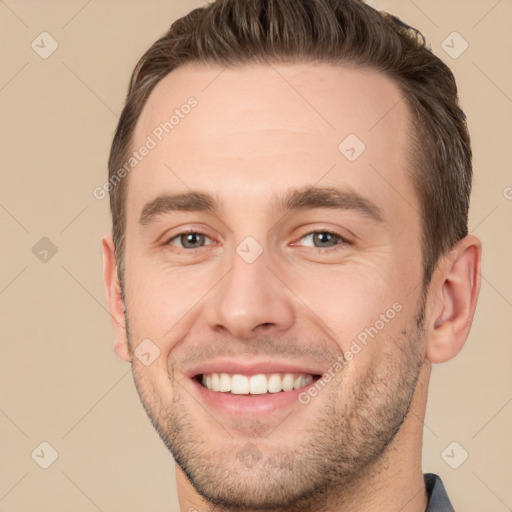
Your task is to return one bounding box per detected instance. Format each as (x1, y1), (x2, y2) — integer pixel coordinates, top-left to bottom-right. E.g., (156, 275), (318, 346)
(424, 473), (454, 512)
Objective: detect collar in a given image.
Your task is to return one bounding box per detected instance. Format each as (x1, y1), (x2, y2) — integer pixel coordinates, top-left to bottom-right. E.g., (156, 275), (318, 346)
(424, 473), (454, 512)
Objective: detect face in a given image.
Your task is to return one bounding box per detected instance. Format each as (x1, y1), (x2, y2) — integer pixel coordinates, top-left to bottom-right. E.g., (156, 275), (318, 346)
(120, 62), (428, 509)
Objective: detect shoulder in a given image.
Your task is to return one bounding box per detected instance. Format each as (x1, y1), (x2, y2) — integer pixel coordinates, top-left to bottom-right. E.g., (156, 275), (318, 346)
(424, 473), (455, 512)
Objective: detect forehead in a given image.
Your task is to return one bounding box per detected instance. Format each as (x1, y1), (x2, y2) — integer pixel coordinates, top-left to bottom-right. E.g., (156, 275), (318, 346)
(128, 62), (417, 223)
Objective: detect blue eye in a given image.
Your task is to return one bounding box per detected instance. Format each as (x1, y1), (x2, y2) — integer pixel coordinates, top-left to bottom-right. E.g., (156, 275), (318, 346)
(165, 230), (348, 252)
(299, 231), (347, 249)
(168, 232), (213, 249)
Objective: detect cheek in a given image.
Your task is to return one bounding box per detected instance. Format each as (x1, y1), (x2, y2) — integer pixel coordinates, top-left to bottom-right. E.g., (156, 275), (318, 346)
(132, 362), (175, 420)
(124, 258), (219, 343)
(286, 259), (421, 383)
(286, 261), (403, 340)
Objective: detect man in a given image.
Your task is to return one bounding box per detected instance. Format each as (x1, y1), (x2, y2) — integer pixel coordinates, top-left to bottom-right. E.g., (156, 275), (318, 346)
(102, 0), (481, 510)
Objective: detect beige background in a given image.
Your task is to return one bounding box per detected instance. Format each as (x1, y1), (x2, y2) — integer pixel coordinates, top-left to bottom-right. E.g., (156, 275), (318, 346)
(1, 0), (511, 510)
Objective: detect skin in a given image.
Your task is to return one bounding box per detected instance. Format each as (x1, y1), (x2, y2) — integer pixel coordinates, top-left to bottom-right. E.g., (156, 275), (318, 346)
(102, 62), (481, 512)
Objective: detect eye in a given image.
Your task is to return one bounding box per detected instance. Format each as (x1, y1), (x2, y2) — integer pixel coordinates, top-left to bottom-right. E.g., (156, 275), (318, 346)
(296, 230), (348, 249)
(167, 231), (214, 249)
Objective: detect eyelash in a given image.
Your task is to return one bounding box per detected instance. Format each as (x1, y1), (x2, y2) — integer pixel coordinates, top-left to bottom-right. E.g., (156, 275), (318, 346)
(294, 230), (350, 252)
(166, 229), (215, 250)
(165, 229), (350, 252)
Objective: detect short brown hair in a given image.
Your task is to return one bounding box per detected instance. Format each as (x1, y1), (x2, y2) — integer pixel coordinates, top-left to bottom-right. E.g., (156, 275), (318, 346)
(108, 0), (471, 293)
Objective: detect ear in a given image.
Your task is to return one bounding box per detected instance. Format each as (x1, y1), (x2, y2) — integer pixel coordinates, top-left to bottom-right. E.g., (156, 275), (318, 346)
(101, 235), (132, 363)
(426, 234), (482, 363)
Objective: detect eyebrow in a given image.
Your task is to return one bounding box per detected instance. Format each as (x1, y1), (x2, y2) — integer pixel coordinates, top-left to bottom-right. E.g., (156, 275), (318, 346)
(275, 185), (383, 222)
(139, 191), (216, 226)
(139, 186), (383, 227)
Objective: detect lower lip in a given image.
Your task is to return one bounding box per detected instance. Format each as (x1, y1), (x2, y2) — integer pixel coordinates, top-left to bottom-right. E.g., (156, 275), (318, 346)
(190, 377), (319, 416)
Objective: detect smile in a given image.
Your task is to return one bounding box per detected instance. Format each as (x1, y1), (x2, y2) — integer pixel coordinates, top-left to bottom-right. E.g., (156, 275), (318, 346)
(200, 372), (315, 394)
(188, 361), (324, 415)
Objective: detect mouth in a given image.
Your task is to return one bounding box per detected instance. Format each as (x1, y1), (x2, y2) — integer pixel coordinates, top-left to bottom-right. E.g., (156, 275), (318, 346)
(186, 361), (324, 416)
(197, 372), (319, 395)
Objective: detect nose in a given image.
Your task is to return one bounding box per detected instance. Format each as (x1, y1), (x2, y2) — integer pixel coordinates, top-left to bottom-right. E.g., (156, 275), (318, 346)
(205, 245), (295, 340)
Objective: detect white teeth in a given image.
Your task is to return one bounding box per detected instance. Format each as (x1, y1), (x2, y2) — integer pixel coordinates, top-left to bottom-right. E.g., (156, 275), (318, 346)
(201, 372), (314, 394)
(231, 374), (249, 394)
(219, 373), (231, 392)
(267, 374), (282, 393)
(249, 374), (268, 394)
(282, 374), (294, 392)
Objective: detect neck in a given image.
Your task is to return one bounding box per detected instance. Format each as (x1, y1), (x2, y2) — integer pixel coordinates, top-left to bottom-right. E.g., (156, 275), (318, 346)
(176, 363), (431, 512)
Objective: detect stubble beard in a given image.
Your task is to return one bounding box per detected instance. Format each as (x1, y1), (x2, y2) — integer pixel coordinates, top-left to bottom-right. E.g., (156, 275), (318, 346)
(128, 302), (427, 512)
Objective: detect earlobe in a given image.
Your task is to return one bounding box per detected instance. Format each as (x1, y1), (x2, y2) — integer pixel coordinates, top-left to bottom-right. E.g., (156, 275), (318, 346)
(426, 235), (482, 364)
(113, 336), (132, 363)
(101, 235), (132, 363)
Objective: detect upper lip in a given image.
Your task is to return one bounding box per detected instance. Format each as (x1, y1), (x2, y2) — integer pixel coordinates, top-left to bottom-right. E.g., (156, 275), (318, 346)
(186, 359), (325, 379)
